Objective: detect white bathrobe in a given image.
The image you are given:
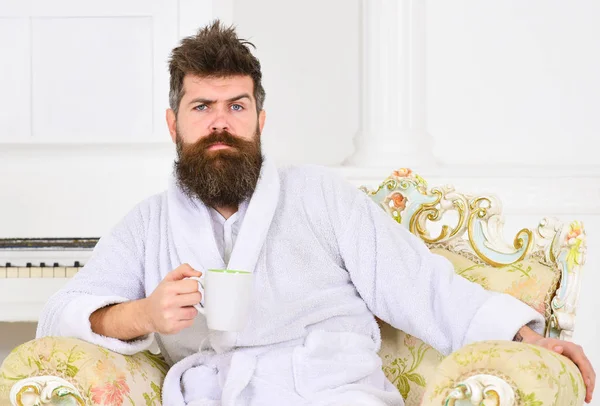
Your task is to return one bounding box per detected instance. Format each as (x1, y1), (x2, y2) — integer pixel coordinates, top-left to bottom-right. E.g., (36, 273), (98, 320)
(37, 158), (544, 406)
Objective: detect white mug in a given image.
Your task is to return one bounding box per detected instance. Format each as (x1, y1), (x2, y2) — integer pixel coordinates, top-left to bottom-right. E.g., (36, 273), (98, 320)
(188, 269), (254, 332)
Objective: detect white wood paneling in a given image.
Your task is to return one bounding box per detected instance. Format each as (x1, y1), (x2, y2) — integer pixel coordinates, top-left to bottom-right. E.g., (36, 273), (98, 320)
(0, 279), (71, 322)
(0, 144), (175, 238)
(0, 0), (180, 144)
(0, 18), (30, 141)
(31, 17), (154, 142)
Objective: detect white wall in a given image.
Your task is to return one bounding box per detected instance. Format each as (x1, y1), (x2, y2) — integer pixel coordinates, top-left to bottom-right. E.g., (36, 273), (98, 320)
(427, 1), (600, 166)
(1, 1), (600, 403)
(234, 0), (360, 166)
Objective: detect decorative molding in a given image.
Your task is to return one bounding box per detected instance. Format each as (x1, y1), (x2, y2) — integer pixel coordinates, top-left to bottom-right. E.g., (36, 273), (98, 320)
(444, 374), (515, 406)
(360, 169), (530, 265)
(546, 220), (587, 340)
(361, 168), (588, 340)
(344, 0), (435, 168)
(9, 375), (85, 406)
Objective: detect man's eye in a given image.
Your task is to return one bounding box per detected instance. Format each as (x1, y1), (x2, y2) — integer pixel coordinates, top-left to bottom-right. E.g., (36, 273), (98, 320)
(194, 105), (207, 111)
(231, 104), (243, 111)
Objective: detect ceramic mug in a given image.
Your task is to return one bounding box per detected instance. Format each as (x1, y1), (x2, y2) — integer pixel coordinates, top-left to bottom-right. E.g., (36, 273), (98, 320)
(188, 269), (253, 332)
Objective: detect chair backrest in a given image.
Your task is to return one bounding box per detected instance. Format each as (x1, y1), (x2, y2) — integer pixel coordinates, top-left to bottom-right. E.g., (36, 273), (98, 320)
(361, 168), (587, 341)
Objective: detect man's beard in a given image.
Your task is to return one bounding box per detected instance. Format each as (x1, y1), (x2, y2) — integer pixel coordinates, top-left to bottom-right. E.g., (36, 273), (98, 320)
(174, 128), (263, 208)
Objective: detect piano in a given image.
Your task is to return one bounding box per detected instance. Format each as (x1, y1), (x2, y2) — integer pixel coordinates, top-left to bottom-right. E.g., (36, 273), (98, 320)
(0, 238), (98, 322)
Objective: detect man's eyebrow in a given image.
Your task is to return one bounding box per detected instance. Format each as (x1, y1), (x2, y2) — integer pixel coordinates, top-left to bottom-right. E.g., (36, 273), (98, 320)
(188, 98), (214, 106)
(227, 93), (252, 103)
(188, 94), (252, 106)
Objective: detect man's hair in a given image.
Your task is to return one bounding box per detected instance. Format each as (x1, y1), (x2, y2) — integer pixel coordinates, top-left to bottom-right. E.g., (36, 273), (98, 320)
(168, 20), (266, 115)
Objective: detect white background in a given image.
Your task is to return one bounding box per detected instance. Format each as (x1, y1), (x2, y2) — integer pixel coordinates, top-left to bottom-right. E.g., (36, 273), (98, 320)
(0, 1), (599, 403)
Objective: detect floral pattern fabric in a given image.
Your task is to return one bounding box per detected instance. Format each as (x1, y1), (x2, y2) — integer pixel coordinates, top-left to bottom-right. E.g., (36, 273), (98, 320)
(378, 248), (562, 405)
(0, 337), (168, 406)
(423, 340), (584, 406)
(378, 320), (444, 406)
(430, 248), (561, 322)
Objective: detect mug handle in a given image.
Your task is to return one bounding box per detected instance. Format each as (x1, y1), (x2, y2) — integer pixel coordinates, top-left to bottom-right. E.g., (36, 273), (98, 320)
(187, 276), (205, 315)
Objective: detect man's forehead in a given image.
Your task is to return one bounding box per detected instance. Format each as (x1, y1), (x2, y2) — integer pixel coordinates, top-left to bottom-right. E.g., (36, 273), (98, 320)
(182, 74), (254, 100)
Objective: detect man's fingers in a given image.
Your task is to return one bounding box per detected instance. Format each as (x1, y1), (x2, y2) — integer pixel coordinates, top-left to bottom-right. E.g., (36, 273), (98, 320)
(165, 263), (202, 281)
(585, 371), (595, 402)
(174, 291), (202, 308)
(170, 279), (202, 294)
(562, 344), (595, 402)
(177, 306), (198, 321)
(586, 383), (592, 403)
(534, 340), (595, 402)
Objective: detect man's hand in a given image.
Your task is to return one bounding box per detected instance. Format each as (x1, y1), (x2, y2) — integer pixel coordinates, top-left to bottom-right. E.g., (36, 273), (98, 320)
(89, 264), (202, 340)
(516, 326), (596, 403)
(141, 264), (203, 335)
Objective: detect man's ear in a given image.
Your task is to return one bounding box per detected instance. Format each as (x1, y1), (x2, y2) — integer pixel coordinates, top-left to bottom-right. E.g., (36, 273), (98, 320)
(166, 109), (177, 143)
(258, 110), (266, 134)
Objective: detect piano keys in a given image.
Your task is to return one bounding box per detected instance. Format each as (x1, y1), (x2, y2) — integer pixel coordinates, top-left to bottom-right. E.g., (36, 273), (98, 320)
(0, 237), (98, 276)
(0, 238), (99, 321)
(0, 265), (82, 278)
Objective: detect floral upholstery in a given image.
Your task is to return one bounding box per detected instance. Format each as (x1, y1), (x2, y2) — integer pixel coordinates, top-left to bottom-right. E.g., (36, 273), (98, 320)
(0, 337), (168, 405)
(430, 249), (560, 324)
(378, 321), (444, 406)
(424, 340), (585, 405)
(378, 247), (562, 405)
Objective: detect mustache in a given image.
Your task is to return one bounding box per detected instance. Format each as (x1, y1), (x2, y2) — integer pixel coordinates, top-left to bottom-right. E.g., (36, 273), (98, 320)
(195, 130), (246, 150)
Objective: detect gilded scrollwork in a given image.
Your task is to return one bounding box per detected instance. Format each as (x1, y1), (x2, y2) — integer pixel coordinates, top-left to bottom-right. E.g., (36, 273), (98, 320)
(10, 376), (85, 406)
(361, 168), (587, 340)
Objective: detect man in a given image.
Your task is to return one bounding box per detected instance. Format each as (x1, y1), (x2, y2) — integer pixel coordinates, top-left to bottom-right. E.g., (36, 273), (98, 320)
(37, 21), (595, 405)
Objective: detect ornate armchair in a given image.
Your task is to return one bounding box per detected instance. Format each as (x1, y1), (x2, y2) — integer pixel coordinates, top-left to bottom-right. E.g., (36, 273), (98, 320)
(363, 168), (586, 405)
(0, 168), (587, 405)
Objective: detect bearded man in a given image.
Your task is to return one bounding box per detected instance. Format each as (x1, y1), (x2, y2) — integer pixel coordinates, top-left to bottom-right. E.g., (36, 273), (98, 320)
(38, 21), (595, 406)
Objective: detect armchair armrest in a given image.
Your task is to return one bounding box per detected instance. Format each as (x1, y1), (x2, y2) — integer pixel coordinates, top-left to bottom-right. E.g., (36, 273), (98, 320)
(0, 337), (168, 406)
(422, 340), (585, 406)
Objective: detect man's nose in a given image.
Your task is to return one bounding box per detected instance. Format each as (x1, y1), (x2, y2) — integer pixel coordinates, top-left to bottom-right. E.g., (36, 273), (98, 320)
(210, 109), (229, 132)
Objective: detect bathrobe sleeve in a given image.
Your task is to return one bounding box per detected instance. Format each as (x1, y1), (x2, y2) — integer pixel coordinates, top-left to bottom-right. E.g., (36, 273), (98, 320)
(36, 201), (154, 355)
(322, 170), (544, 356)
